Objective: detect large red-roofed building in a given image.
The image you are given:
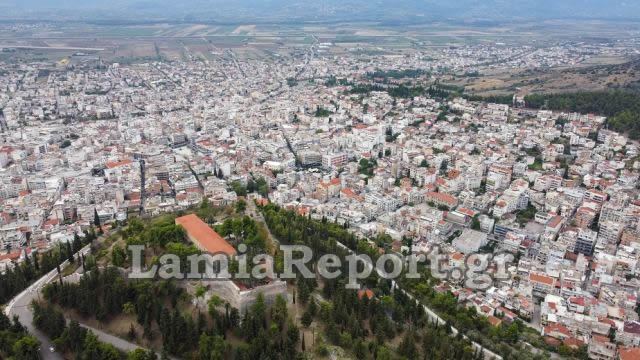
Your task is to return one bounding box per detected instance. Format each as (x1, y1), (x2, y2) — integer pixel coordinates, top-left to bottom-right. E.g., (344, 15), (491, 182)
(175, 214), (236, 256)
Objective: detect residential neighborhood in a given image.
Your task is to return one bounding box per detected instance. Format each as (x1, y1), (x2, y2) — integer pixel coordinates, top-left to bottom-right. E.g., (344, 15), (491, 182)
(0, 34), (639, 359)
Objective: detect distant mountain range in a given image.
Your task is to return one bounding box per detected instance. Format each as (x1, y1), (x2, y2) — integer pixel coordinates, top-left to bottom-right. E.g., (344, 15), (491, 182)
(2, 0), (639, 23)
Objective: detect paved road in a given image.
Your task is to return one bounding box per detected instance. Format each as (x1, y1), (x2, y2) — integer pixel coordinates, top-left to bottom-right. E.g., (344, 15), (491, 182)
(0, 45), (105, 51)
(5, 245), (91, 359)
(5, 244), (148, 359)
(531, 303), (542, 330)
(333, 241), (504, 360)
(248, 203), (503, 359)
(391, 281), (503, 360)
(9, 288), (63, 360)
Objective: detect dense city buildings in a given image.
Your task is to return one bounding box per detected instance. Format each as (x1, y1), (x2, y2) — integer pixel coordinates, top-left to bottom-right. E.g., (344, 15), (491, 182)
(0, 33), (639, 359)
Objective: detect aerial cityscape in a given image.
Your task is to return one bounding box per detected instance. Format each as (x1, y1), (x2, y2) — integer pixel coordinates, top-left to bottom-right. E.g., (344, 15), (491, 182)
(0, 1), (639, 360)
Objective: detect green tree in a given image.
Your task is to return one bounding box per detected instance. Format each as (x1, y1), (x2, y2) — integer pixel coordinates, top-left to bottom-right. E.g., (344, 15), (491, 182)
(198, 334), (228, 360)
(270, 295), (288, 330)
(12, 336), (41, 360)
(235, 199), (247, 213)
(111, 246), (127, 267)
(93, 208), (101, 228)
(127, 349), (157, 360)
(301, 308), (313, 328)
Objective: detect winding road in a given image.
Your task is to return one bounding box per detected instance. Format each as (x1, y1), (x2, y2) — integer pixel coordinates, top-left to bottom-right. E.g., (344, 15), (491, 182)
(4, 244), (147, 359)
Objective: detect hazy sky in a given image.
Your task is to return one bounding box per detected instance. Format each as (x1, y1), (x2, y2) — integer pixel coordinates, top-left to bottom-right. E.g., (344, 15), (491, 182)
(1, 0), (638, 22)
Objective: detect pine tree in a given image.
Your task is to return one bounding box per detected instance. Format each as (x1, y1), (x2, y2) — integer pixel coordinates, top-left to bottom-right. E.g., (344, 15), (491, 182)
(444, 320), (452, 334)
(301, 309), (313, 328)
(72, 232), (82, 253)
(298, 281), (310, 304)
(93, 208), (101, 228)
(88, 226), (96, 242)
(66, 242), (74, 263)
(398, 331), (417, 359)
(33, 252), (40, 272)
(308, 298), (317, 316)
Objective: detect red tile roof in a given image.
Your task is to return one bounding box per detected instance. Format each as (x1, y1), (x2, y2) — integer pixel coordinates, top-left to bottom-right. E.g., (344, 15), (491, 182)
(562, 337), (584, 349)
(426, 191), (458, 206)
(487, 316), (502, 327)
(256, 198), (269, 206)
(591, 334), (611, 344)
(619, 347), (640, 360)
(569, 297), (586, 307)
(105, 160), (133, 169)
(176, 214), (236, 256)
(0, 251), (21, 261)
(547, 215), (563, 228)
(544, 323), (572, 338)
(530, 273), (554, 286)
(358, 289), (374, 300)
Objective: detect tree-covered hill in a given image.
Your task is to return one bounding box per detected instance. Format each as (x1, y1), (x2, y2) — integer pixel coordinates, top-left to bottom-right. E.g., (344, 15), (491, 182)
(525, 91), (640, 139)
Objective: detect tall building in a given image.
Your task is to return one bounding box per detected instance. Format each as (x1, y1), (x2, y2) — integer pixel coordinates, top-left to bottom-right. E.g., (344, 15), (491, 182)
(574, 229), (597, 256)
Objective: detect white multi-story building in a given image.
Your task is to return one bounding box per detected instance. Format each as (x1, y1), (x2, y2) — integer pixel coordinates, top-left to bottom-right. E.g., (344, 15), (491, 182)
(322, 152), (348, 169)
